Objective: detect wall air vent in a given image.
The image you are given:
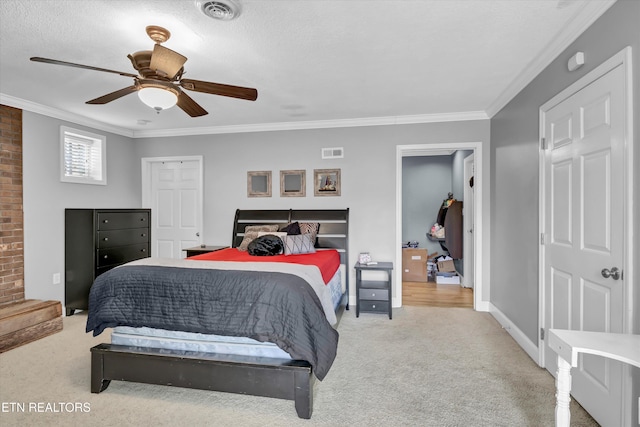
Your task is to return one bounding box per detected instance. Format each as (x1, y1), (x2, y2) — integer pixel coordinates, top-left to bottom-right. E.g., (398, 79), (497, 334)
(321, 147), (344, 159)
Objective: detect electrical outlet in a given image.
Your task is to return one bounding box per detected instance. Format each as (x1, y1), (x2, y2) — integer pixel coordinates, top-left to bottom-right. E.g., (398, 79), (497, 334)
(52, 273), (61, 285)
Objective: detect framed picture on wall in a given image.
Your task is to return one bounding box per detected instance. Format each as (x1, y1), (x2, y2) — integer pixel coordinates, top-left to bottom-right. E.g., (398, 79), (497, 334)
(280, 170), (306, 197)
(247, 171), (271, 197)
(314, 168), (341, 197)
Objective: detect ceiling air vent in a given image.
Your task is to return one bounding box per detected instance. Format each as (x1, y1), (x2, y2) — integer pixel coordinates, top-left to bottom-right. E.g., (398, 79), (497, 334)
(322, 147), (344, 159)
(196, 0), (241, 21)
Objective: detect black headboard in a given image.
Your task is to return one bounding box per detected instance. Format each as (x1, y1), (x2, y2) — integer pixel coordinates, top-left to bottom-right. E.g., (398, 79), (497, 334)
(232, 208), (349, 285)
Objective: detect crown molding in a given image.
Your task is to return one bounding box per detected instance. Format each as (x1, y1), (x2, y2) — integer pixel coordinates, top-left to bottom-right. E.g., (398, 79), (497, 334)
(485, 0), (617, 117)
(131, 111), (489, 138)
(2, 92), (487, 138)
(0, 94), (134, 138)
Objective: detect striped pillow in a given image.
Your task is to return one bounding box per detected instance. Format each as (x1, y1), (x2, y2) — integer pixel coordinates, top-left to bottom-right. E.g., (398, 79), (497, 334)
(298, 222), (319, 244)
(284, 234), (316, 255)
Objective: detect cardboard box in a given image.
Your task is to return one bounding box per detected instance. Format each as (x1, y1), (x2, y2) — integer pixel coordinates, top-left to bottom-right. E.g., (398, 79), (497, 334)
(402, 248), (428, 282)
(437, 259), (456, 272)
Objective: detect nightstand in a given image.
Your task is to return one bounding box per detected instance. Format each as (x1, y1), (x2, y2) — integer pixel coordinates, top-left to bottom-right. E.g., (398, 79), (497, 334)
(355, 261), (393, 319)
(184, 245), (228, 257)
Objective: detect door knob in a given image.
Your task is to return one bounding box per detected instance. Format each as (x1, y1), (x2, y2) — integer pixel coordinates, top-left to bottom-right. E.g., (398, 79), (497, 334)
(196, 232), (200, 237)
(601, 267), (621, 280)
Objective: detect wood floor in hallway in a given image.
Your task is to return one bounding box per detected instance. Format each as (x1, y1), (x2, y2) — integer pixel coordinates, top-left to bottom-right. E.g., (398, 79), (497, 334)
(402, 280), (473, 308)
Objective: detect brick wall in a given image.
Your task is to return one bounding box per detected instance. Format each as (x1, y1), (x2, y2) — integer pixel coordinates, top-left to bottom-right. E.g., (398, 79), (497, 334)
(0, 105), (24, 305)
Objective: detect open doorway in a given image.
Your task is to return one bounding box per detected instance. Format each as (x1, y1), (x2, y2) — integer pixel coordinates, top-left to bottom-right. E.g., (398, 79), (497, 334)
(395, 142), (484, 310)
(400, 150), (472, 307)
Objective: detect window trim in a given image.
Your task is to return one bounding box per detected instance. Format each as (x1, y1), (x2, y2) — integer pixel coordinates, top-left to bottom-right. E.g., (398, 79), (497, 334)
(60, 126), (107, 185)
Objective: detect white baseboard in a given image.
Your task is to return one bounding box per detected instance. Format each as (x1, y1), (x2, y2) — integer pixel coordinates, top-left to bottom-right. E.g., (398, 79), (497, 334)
(489, 303), (540, 365)
(475, 300), (490, 312)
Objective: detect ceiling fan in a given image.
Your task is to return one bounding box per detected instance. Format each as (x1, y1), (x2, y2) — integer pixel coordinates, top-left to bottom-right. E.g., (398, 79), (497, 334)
(30, 25), (258, 117)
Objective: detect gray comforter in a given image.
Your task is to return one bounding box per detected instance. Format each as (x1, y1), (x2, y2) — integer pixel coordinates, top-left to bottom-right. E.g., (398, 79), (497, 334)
(86, 264), (339, 380)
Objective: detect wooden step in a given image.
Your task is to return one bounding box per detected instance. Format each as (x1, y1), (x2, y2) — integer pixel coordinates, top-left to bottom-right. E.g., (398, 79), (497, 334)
(0, 299), (63, 353)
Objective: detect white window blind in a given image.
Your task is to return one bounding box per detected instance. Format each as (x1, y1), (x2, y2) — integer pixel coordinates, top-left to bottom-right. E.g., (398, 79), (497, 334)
(60, 126), (106, 185)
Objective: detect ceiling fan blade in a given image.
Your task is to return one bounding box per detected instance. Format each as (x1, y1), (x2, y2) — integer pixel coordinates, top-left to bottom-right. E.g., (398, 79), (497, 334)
(177, 91), (208, 117)
(150, 45), (187, 79)
(30, 57), (138, 78)
(86, 85), (138, 104)
(180, 78), (258, 101)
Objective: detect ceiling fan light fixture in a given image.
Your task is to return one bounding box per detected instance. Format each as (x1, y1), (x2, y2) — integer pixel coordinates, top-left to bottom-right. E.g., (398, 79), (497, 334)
(196, 0), (241, 21)
(138, 87), (178, 112)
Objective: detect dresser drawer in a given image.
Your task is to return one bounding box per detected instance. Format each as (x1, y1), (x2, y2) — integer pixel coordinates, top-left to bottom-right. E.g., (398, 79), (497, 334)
(97, 228), (149, 248)
(97, 243), (149, 268)
(359, 288), (389, 301)
(97, 211), (150, 230)
(359, 300), (389, 313)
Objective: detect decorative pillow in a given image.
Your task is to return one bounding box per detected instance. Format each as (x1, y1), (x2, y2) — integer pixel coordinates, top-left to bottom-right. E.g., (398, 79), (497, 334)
(238, 224), (280, 251)
(284, 234), (316, 255)
(298, 222), (320, 244)
(248, 234), (284, 256)
(280, 221), (301, 235)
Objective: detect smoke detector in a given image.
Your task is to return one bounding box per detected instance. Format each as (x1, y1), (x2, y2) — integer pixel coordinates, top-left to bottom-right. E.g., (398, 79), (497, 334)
(196, 0), (241, 20)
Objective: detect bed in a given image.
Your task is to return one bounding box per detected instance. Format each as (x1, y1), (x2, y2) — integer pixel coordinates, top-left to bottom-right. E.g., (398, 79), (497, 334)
(87, 208), (349, 419)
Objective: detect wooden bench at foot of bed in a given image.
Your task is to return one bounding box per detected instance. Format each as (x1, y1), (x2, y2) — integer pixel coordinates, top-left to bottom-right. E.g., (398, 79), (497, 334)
(91, 343), (316, 419)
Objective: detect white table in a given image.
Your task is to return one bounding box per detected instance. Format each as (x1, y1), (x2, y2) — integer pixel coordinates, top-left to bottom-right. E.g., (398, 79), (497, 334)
(548, 329), (640, 427)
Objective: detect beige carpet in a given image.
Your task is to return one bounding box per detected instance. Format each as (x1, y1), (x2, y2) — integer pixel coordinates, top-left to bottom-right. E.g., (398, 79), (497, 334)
(0, 306), (597, 426)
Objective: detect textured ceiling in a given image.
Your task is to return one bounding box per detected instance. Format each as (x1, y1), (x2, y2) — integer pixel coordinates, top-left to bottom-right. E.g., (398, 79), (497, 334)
(0, 0), (615, 137)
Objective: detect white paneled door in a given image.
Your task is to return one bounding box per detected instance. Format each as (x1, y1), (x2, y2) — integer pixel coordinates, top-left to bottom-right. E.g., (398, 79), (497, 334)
(542, 62), (626, 426)
(145, 158), (203, 259)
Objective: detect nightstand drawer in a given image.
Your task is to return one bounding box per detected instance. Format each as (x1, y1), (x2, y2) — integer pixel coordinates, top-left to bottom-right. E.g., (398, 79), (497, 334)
(359, 300), (388, 313)
(359, 288), (388, 301)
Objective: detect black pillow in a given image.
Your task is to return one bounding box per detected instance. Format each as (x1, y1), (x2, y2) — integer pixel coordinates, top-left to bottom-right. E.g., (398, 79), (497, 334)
(280, 221), (301, 235)
(247, 234), (284, 256)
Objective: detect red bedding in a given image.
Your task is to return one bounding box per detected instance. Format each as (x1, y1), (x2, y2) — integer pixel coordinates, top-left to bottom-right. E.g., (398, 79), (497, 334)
(188, 248), (340, 284)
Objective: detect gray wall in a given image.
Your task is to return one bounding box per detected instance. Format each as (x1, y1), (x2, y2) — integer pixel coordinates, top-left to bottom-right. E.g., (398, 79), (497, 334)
(490, 0), (639, 421)
(22, 113), (141, 302)
(402, 155), (452, 254)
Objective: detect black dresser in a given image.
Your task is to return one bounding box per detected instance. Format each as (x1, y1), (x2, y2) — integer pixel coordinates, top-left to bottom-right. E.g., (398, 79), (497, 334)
(65, 209), (151, 315)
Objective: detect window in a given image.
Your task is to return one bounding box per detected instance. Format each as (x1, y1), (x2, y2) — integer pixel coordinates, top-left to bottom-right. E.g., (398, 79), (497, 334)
(60, 126), (106, 185)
